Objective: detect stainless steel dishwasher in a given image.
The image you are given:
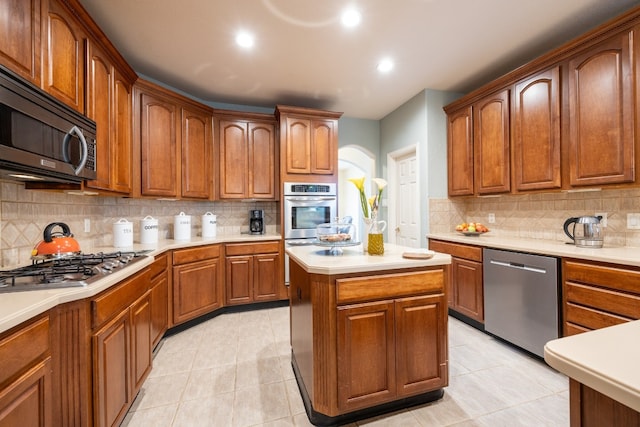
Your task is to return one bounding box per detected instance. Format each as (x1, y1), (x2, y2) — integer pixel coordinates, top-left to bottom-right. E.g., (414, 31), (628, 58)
(483, 248), (559, 358)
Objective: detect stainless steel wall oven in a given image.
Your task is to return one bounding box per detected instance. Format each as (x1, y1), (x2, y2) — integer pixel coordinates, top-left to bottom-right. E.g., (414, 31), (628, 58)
(283, 182), (337, 284)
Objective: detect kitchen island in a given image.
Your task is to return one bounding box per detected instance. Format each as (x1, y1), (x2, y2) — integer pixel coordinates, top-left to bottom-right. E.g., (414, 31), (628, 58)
(286, 243), (451, 426)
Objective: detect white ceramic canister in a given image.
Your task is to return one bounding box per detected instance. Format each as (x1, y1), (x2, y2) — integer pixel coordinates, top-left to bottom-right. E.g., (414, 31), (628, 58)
(113, 218), (134, 248)
(140, 215), (159, 244)
(202, 212), (217, 238)
(174, 212), (191, 240)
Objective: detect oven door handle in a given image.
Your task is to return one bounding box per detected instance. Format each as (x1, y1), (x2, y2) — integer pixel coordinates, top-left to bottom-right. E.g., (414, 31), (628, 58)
(286, 197), (336, 202)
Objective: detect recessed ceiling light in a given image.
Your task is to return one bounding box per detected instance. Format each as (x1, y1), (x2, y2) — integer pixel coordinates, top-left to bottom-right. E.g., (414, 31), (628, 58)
(377, 58), (394, 73)
(235, 31), (255, 49)
(341, 8), (361, 27)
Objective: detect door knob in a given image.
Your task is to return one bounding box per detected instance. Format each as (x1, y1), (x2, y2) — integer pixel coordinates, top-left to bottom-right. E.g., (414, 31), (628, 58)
(395, 227), (400, 232)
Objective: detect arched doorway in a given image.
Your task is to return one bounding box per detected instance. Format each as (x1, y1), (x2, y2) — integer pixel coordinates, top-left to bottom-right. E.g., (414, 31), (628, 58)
(338, 145), (375, 244)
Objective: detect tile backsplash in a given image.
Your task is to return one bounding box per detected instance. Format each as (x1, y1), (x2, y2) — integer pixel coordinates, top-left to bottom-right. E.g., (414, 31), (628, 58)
(0, 180), (279, 267)
(429, 188), (640, 248)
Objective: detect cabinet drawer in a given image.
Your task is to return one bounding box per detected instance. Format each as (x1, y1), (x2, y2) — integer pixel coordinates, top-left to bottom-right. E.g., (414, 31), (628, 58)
(565, 282), (640, 320)
(0, 315), (50, 386)
(225, 241), (280, 256)
(564, 260), (640, 295)
(565, 302), (630, 332)
(92, 269), (151, 329)
(428, 240), (482, 262)
(337, 270), (444, 305)
(173, 244), (221, 265)
(149, 253), (168, 280)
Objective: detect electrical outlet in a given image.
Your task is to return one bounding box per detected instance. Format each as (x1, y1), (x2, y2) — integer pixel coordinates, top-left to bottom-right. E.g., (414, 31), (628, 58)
(488, 213), (495, 224)
(627, 213), (640, 230)
(84, 218), (91, 233)
(595, 212), (607, 227)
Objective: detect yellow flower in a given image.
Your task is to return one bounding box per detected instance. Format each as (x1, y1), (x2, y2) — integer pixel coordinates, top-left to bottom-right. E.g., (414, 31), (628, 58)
(368, 197), (376, 208)
(348, 177), (365, 191)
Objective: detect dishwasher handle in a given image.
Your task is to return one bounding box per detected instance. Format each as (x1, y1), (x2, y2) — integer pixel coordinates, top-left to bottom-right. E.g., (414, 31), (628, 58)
(489, 259), (547, 274)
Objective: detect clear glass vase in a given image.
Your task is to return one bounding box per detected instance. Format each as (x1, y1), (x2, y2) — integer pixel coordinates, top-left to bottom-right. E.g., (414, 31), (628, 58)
(365, 212), (386, 255)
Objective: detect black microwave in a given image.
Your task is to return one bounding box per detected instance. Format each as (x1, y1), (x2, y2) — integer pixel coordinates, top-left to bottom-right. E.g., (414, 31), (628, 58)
(0, 65), (96, 183)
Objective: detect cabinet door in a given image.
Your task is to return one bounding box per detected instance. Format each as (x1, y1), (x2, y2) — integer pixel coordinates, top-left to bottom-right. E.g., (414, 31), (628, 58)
(93, 309), (130, 427)
(0, 359), (52, 427)
(181, 106), (212, 199)
(447, 106), (474, 196)
(253, 253), (280, 301)
(452, 257), (484, 322)
(310, 119), (335, 175)
(568, 30), (635, 186)
(139, 92), (179, 197)
(248, 122), (276, 198)
(130, 293), (152, 394)
(513, 67), (561, 191)
(85, 42), (113, 191)
(395, 295), (447, 397)
(0, 0), (41, 85)
(285, 117), (312, 174)
(172, 258), (223, 325)
(219, 120), (248, 198)
(150, 272), (168, 348)
(337, 300), (396, 412)
(225, 255), (253, 305)
(111, 70), (133, 194)
(42, 0), (85, 112)
(474, 90), (510, 194)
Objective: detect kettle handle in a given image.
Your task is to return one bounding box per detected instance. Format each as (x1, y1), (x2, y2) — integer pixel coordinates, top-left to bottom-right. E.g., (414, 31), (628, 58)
(43, 222), (72, 242)
(563, 217), (578, 241)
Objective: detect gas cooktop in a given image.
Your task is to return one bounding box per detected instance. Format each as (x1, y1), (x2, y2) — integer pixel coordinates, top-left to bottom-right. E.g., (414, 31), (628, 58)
(0, 250), (152, 293)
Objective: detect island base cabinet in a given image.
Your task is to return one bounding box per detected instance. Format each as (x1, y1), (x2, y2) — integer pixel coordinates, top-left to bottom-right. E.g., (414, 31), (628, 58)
(337, 295), (447, 413)
(569, 379), (640, 427)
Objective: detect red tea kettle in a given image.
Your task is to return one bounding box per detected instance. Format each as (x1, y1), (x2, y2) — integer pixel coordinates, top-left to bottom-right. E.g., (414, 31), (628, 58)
(31, 222), (81, 259)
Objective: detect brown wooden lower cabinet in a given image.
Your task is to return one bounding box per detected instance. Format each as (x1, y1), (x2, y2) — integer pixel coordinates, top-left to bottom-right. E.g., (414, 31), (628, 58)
(91, 268), (152, 427)
(290, 259), (448, 423)
(428, 239), (484, 323)
(563, 259), (640, 335)
(0, 315), (52, 427)
(225, 241), (285, 305)
(172, 244), (223, 325)
(149, 253), (169, 348)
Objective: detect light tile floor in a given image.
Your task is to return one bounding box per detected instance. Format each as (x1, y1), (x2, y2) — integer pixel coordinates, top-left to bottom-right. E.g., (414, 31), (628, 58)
(122, 306), (569, 426)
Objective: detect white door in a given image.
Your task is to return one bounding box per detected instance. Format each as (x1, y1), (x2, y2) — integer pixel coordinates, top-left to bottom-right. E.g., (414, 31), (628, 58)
(394, 151), (419, 247)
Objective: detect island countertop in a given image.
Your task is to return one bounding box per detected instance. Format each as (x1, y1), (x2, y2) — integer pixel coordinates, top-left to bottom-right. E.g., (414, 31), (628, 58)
(544, 320), (640, 412)
(286, 243), (451, 275)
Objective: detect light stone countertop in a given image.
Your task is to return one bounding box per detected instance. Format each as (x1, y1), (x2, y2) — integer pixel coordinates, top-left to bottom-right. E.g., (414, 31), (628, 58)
(286, 243), (451, 275)
(0, 233), (281, 334)
(428, 232), (640, 267)
(544, 320), (640, 412)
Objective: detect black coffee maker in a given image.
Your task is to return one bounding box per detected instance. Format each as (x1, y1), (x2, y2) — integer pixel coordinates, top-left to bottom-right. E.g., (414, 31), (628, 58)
(249, 209), (265, 234)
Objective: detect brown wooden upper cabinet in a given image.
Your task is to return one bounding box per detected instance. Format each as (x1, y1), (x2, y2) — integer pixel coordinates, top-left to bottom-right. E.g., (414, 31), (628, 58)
(85, 40), (135, 195)
(133, 79), (213, 200)
(216, 112), (277, 200)
(0, 0), (41, 85)
(512, 66), (561, 191)
(473, 89), (511, 195)
(276, 105), (342, 181)
(567, 29), (636, 187)
(43, 0), (85, 112)
(446, 106), (474, 196)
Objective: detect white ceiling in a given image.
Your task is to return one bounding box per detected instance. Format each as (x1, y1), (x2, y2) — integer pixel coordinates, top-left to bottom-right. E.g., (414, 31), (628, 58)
(78, 0), (639, 120)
